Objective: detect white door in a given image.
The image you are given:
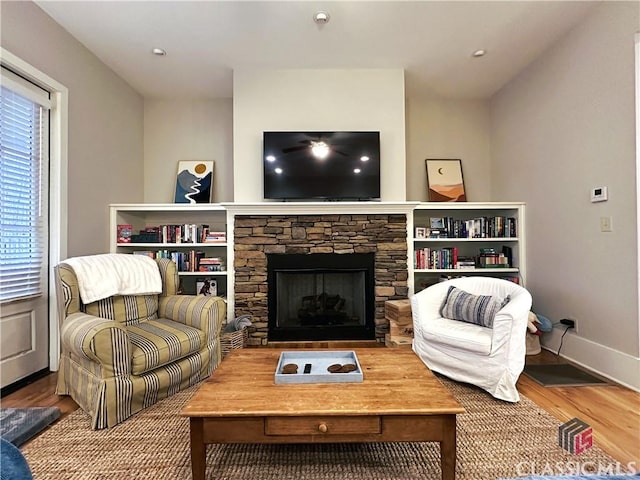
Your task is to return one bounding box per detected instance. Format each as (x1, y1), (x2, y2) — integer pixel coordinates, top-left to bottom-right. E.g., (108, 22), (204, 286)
(0, 67), (51, 388)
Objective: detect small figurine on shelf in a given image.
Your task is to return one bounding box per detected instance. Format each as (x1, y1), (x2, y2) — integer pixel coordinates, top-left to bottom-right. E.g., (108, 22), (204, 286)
(196, 278), (216, 296)
(198, 280), (211, 295)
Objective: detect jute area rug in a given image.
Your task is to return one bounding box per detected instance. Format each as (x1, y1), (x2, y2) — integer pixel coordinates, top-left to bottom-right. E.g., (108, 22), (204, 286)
(22, 378), (617, 480)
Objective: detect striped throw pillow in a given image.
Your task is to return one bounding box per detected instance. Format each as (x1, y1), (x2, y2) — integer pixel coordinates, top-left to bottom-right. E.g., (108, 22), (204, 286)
(439, 285), (510, 328)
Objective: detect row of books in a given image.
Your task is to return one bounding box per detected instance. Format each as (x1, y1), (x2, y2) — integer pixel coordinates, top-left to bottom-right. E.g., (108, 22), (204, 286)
(476, 247), (510, 268)
(118, 224), (226, 244)
(420, 216), (517, 239)
(414, 247), (511, 269)
(415, 247), (459, 270)
(133, 250), (226, 272)
(477, 253), (510, 268)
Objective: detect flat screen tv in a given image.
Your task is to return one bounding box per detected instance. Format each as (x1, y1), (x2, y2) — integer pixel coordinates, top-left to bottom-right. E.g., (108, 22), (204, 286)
(263, 131), (381, 200)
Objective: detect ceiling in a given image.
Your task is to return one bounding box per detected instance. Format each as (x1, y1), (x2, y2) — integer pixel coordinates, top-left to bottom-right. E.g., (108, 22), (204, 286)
(35, 1), (599, 100)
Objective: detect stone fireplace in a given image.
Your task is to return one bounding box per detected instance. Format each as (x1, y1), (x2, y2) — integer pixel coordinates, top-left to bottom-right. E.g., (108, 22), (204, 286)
(230, 207), (410, 346)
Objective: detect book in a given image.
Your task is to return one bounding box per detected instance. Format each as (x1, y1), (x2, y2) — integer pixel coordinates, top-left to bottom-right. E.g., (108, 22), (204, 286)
(117, 224), (132, 243)
(502, 245), (513, 266)
(205, 231), (226, 239)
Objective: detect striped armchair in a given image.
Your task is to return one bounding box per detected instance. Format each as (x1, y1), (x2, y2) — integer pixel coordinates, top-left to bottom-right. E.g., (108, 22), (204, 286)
(54, 257), (226, 429)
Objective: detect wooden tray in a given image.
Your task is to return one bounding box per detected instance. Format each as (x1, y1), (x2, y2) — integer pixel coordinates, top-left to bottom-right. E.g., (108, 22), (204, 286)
(274, 350), (363, 384)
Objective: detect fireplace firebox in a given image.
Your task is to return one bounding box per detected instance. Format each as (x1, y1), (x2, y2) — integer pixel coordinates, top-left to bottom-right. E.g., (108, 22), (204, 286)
(267, 253), (376, 342)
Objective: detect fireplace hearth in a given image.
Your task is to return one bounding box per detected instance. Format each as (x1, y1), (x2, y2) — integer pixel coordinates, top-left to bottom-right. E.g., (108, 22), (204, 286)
(267, 253), (376, 342)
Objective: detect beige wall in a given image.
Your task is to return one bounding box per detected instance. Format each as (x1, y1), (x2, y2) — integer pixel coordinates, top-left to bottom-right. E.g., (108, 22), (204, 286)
(491, 2), (639, 386)
(143, 90), (493, 205)
(232, 69), (406, 202)
(144, 99), (234, 203)
(1, 2), (144, 257)
(405, 97), (492, 202)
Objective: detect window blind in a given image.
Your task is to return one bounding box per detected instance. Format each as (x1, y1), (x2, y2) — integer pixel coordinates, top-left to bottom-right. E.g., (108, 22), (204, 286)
(0, 68), (50, 303)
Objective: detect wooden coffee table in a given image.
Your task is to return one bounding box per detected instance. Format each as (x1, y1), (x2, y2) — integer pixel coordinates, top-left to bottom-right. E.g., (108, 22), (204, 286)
(181, 348), (464, 480)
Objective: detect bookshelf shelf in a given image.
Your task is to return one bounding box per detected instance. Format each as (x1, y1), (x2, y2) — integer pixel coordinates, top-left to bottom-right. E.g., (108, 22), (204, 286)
(413, 268), (520, 274)
(117, 242), (227, 248)
(178, 271), (227, 277)
(413, 237), (519, 243)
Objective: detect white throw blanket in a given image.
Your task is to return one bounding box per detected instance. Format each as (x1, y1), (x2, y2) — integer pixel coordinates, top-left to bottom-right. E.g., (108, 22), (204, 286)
(63, 254), (162, 304)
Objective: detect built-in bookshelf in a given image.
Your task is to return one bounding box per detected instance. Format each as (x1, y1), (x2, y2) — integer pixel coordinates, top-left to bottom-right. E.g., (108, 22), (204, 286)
(109, 204), (228, 298)
(410, 202), (526, 293)
(110, 201), (526, 316)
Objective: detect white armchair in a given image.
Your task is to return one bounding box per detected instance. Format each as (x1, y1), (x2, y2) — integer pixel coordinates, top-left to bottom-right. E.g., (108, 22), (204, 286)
(410, 277), (532, 402)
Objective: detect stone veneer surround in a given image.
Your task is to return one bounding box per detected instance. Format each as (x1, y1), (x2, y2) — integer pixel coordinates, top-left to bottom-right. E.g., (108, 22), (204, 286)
(233, 213), (409, 345)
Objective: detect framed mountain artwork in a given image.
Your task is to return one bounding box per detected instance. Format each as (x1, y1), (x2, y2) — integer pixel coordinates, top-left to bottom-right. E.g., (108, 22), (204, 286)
(174, 161), (214, 204)
(425, 159), (467, 202)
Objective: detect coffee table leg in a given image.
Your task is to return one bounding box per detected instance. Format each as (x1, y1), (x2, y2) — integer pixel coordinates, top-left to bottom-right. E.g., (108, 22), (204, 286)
(440, 415), (457, 480)
(190, 418), (206, 480)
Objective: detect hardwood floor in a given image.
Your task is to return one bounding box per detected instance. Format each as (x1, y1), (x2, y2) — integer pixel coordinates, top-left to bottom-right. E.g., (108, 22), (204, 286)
(518, 349), (640, 466)
(1, 373), (78, 417)
(2, 348), (638, 466)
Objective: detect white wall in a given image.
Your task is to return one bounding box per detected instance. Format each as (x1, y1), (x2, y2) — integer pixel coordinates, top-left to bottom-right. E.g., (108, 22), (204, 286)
(144, 99), (234, 203)
(233, 69), (406, 202)
(1, 2), (144, 257)
(491, 2), (639, 388)
(406, 97), (492, 202)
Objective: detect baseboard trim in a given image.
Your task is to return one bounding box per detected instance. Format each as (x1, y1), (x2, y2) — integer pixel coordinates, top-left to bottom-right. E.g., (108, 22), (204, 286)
(541, 332), (640, 392)
(0, 368), (50, 398)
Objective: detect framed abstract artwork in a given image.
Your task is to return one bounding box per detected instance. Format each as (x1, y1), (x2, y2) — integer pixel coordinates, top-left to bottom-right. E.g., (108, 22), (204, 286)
(425, 159), (467, 202)
(174, 161), (214, 204)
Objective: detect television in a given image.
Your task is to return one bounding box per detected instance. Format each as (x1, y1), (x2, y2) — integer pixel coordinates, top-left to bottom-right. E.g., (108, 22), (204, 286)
(263, 131), (381, 200)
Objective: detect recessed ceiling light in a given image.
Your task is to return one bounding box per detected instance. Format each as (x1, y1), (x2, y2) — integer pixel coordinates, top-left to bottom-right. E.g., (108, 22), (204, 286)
(313, 11), (330, 24)
(274, 167), (283, 174)
(354, 168), (361, 174)
(472, 49), (487, 58)
(360, 156), (369, 162)
(152, 48), (167, 56)
(266, 155), (276, 162)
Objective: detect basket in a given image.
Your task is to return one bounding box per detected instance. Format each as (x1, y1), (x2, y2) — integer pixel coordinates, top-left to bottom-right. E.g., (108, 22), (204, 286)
(221, 327), (248, 358)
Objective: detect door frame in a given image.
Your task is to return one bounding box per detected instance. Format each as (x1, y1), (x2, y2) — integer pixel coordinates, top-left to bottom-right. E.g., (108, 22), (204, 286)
(1, 48), (68, 371)
(635, 33), (640, 359)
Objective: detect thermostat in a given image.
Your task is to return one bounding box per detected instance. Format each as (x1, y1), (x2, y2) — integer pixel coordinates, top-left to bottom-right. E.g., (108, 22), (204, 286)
(591, 186), (608, 203)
